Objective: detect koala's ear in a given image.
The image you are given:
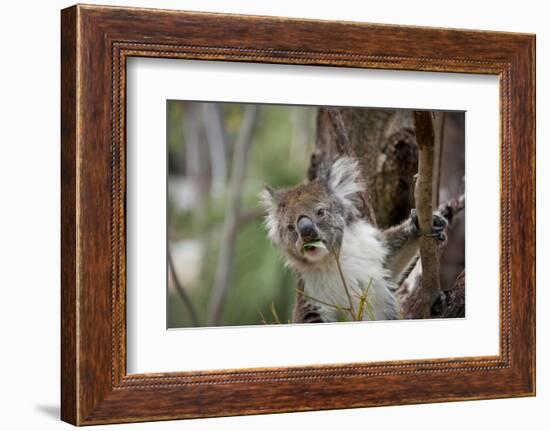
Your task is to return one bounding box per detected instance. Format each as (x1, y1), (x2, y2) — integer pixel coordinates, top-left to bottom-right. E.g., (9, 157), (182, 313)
(259, 186), (282, 243)
(259, 186), (280, 212)
(326, 157), (364, 213)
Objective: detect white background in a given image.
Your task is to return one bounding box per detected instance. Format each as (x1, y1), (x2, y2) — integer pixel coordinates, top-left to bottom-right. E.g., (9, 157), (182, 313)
(0, 0), (546, 430)
(127, 59), (499, 373)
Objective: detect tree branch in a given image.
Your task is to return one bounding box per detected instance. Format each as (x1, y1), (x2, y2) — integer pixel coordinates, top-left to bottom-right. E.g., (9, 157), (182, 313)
(404, 111), (441, 318)
(398, 193), (465, 318)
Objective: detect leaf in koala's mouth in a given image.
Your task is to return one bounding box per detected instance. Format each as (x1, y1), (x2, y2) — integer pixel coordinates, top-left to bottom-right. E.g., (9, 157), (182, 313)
(302, 240), (327, 251)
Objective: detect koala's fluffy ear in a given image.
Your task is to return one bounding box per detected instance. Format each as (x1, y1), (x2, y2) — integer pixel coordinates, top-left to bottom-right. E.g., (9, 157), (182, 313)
(259, 186), (280, 211)
(259, 186), (282, 243)
(326, 157), (364, 216)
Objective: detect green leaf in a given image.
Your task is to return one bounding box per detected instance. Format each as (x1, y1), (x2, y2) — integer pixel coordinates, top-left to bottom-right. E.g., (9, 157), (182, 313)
(302, 240), (327, 250)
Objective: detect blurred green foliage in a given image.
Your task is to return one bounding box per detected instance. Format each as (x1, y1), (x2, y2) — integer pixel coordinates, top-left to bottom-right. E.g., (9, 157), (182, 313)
(167, 101), (316, 328)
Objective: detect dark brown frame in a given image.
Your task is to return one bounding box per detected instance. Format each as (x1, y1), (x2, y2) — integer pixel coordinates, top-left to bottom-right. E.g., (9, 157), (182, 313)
(61, 4), (536, 426)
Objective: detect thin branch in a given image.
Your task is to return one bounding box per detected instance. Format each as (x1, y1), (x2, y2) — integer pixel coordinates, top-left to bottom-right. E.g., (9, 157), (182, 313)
(269, 303), (282, 324)
(356, 278), (374, 321)
(167, 246), (200, 327)
(258, 309), (268, 325)
(207, 106), (258, 325)
(333, 249), (356, 319)
(295, 287), (351, 314)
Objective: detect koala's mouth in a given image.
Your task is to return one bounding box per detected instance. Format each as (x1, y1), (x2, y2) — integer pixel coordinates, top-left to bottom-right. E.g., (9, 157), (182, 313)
(302, 240), (328, 257)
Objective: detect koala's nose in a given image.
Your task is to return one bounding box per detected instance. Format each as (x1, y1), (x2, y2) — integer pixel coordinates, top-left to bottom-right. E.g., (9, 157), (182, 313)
(297, 216), (317, 239)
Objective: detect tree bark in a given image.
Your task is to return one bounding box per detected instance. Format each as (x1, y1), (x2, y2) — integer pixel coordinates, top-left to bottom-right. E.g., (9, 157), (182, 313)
(310, 107), (418, 228)
(433, 270), (465, 318)
(401, 112), (441, 319)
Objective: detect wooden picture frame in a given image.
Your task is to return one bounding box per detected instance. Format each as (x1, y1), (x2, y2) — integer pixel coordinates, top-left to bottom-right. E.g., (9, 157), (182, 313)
(61, 4), (535, 425)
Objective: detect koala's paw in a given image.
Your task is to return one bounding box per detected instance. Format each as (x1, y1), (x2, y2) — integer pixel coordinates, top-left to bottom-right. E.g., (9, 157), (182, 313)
(410, 209), (448, 242)
(294, 297), (326, 324)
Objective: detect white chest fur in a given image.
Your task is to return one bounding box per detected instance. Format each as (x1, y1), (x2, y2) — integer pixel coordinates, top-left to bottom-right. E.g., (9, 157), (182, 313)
(301, 221), (400, 321)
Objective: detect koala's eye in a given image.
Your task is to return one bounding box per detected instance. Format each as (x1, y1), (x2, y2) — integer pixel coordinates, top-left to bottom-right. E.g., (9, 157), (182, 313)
(316, 208), (326, 217)
(287, 224), (295, 232)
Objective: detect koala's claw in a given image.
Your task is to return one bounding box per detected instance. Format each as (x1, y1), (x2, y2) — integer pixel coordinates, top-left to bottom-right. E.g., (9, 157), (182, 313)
(410, 209), (448, 242)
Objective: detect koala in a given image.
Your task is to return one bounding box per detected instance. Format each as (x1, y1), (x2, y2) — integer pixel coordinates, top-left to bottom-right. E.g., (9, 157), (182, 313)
(260, 156), (447, 323)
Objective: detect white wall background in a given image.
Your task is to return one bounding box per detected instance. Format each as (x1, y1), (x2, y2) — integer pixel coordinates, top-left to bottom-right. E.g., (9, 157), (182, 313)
(0, 0), (546, 429)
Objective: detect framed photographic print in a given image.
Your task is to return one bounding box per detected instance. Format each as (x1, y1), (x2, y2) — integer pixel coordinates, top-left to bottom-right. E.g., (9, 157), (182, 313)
(61, 4), (535, 425)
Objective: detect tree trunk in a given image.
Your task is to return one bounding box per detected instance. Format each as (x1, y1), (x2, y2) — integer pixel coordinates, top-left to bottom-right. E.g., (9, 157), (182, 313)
(310, 108), (418, 228)
(201, 103), (228, 199)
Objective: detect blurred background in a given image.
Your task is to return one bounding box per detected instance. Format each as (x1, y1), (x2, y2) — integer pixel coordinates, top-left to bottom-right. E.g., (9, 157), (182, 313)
(167, 101), (465, 328)
(167, 101), (317, 327)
